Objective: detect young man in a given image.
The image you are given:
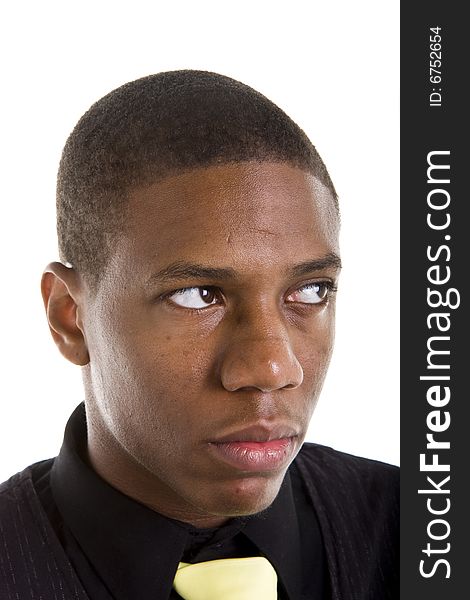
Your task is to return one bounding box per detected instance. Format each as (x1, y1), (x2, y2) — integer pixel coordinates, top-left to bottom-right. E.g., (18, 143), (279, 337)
(0, 71), (398, 599)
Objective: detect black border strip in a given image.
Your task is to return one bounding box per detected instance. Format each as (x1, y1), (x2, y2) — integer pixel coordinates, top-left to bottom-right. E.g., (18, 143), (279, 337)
(400, 2), (467, 596)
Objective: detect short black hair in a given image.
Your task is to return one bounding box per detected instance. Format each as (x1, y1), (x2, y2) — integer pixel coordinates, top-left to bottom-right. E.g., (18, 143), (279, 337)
(57, 70), (338, 286)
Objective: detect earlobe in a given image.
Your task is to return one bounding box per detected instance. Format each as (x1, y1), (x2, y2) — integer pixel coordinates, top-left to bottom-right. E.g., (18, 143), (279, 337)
(41, 262), (90, 366)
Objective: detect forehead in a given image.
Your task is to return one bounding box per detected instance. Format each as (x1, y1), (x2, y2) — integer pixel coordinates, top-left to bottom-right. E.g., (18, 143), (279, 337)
(114, 162), (339, 278)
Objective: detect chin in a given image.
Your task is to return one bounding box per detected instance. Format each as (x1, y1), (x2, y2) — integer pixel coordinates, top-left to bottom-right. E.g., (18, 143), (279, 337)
(209, 472), (285, 518)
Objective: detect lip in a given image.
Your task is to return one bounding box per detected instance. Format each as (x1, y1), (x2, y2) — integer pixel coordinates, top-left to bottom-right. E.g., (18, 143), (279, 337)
(208, 424), (299, 473)
(213, 424), (299, 443)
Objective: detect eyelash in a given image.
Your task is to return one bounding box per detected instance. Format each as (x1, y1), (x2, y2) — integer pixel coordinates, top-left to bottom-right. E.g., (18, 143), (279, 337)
(161, 281), (338, 312)
(287, 281), (338, 305)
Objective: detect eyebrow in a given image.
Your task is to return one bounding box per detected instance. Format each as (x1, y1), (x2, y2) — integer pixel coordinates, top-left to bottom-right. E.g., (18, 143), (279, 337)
(290, 253), (342, 277)
(147, 253), (341, 286)
(147, 262), (237, 284)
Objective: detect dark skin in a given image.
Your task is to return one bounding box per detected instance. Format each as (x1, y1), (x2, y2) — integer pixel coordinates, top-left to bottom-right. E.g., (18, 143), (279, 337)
(42, 161), (341, 528)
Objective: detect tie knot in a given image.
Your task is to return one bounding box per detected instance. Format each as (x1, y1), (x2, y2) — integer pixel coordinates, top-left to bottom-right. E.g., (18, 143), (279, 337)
(173, 556), (278, 599)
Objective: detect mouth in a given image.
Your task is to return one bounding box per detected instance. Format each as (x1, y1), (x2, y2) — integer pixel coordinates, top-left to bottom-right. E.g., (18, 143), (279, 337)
(208, 424), (300, 473)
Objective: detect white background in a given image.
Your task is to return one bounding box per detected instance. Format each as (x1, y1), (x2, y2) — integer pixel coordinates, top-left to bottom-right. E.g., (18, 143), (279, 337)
(0, 1), (399, 482)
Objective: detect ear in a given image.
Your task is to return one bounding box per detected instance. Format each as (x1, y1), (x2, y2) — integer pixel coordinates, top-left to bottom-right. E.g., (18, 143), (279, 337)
(41, 262), (90, 366)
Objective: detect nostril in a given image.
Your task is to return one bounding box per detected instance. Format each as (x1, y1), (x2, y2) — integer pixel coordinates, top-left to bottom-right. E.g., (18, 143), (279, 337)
(283, 382), (298, 390)
(219, 337), (304, 392)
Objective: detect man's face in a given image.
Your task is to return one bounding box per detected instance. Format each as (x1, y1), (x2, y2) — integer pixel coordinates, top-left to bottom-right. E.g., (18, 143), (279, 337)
(80, 161), (340, 525)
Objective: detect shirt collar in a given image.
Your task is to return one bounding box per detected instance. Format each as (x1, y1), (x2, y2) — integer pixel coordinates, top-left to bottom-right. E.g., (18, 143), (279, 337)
(243, 474), (303, 599)
(51, 403), (303, 599)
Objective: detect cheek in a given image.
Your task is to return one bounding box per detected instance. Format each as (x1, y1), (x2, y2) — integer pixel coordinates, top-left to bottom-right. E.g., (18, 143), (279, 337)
(136, 329), (215, 391)
(87, 315), (214, 437)
(297, 310), (335, 395)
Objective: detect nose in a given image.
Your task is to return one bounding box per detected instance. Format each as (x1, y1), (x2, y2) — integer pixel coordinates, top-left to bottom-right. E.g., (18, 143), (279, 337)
(219, 312), (304, 393)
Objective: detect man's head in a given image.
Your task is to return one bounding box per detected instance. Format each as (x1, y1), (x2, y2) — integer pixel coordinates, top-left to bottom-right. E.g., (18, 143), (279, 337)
(56, 70), (337, 286)
(42, 71), (341, 527)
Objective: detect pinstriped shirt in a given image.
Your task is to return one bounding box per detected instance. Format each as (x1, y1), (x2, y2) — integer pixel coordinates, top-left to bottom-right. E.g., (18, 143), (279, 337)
(0, 403), (398, 599)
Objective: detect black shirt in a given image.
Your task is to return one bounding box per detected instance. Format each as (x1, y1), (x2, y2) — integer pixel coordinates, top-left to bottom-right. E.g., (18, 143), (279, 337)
(33, 404), (329, 599)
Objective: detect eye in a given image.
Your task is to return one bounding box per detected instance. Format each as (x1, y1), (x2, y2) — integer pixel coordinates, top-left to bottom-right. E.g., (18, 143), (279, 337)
(167, 287), (219, 309)
(286, 282), (333, 305)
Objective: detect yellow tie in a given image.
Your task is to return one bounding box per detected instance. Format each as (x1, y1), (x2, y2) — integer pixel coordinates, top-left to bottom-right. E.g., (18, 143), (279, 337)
(173, 557), (278, 599)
